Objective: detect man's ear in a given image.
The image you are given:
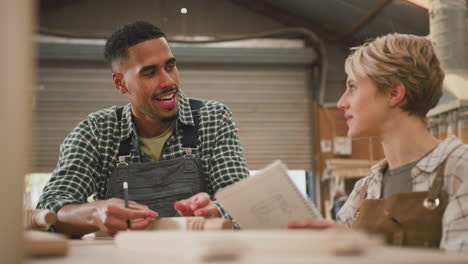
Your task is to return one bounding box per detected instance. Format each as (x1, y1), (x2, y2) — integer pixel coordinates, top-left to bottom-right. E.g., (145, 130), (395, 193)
(112, 73), (128, 94)
(386, 82), (406, 108)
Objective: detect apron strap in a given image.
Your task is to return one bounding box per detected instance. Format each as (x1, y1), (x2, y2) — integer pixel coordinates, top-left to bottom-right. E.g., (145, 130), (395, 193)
(424, 144), (462, 209)
(181, 98), (204, 149)
(115, 98), (205, 159)
(116, 106), (132, 158)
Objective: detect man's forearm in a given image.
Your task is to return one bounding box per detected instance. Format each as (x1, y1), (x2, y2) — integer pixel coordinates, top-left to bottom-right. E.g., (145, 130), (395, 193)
(54, 203), (99, 238)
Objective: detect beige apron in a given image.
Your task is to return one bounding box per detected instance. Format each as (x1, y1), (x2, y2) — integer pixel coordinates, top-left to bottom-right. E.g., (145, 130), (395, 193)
(352, 150), (456, 248)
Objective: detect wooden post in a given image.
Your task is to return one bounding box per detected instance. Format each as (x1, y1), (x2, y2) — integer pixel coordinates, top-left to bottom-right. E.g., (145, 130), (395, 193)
(368, 137), (374, 161)
(0, 0), (34, 262)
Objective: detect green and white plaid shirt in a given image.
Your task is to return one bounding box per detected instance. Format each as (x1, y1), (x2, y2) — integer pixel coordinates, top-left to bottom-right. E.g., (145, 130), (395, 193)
(37, 91), (249, 218)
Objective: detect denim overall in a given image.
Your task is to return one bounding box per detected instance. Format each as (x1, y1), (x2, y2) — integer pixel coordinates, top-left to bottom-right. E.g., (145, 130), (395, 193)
(105, 99), (207, 217)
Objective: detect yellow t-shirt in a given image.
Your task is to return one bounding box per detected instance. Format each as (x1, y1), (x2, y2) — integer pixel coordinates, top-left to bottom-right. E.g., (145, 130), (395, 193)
(139, 124), (174, 161)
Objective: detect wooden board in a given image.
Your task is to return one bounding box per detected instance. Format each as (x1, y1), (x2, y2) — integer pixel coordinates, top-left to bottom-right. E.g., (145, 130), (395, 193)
(26, 232), (468, 264)
(94, 217), (233, 237)
(145, 217), (233, 231)
(115, 229), (382, 261)
(24, 209), (57, 231)
(24, 230), (68, 257)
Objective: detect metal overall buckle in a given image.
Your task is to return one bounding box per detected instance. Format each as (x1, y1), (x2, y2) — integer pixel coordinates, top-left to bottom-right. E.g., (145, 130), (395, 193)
(117, 155), (131, 167)
(180, 146), (198, 158)
(423, 197), (440, 210)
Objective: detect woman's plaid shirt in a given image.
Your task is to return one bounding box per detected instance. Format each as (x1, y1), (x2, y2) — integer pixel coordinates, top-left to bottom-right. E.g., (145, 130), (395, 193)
(337, 136), (468, 251)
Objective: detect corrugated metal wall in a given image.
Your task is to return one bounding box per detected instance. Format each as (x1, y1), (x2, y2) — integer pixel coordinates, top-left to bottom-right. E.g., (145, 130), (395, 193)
(180, 64), (314, 170)
(34, 47), (315, 172)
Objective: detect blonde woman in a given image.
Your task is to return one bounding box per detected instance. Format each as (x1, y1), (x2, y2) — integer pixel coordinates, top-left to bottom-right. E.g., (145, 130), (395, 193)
(289, 33), (468, 252)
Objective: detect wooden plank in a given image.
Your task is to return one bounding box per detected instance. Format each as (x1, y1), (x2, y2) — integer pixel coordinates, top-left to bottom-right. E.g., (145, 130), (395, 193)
(26, 236), (468, 263)
(95, 217), (233, 237)
(24, 209), (57, 231)
(115, 229), (382, 261)
(326, 159), (377, 167)
(25, 231), (69, 257)
(330, 168), (372, 179)
(145, 217), (233, 231)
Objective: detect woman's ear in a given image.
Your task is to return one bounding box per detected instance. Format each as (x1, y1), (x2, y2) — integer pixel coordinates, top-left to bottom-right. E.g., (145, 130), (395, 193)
(386, 82), (406, 108)
(112, 73), (128, 94)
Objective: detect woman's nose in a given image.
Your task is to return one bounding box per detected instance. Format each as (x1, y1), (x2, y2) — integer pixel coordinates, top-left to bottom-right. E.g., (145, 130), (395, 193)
(337, 93), (349, 110)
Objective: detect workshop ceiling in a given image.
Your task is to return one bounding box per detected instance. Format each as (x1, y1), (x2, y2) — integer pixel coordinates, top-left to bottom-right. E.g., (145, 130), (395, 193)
(38, 0), (453, 47)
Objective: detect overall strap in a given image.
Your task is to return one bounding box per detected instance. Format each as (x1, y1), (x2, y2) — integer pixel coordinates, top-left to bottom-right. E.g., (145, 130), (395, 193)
(117, 99), (205, 158)
(181, 98), (204, 149)
(116, 107), (131, 159)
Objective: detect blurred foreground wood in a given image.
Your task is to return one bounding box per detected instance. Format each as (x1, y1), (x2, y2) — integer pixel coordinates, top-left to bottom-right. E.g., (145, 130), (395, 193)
(25, 230), (468, 263)
(115, 229), (380, 261)
(24, 231), (68, 257)
(94, 217), (232, 238)
(24, 209), (57, 231)
(23, 210), (68, 257)
(145, 217), (232, 231)
(113, 229), (468, 263)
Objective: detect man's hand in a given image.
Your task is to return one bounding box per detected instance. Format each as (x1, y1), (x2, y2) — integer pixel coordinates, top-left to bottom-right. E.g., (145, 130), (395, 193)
(55, 198), (158, 238)
(174, 192), (219, 218)
(288, 218), (345, 229)
(90, 198), (158, 235)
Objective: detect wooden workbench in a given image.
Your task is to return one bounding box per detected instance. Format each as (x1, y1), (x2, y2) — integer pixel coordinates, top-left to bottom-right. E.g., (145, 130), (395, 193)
(26, 230), (468, 264)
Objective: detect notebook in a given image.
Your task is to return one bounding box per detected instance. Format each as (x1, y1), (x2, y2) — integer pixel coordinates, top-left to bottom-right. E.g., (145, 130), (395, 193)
(215, 160), (322, 229)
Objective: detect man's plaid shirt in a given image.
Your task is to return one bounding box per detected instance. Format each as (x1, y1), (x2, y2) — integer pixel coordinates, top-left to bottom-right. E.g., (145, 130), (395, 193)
(37, 91), (249, 218)
(337, 136), (468, 252)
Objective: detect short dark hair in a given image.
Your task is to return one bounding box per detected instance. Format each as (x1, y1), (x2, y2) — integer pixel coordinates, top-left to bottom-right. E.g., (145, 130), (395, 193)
(104, 21), (166, 67)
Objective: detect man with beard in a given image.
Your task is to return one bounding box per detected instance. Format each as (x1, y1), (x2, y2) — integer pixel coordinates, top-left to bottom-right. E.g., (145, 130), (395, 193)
(37, 21), (249, 238)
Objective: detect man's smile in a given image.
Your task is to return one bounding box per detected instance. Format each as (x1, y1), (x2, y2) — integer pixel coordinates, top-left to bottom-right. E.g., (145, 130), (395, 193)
(153, 91), (177, 109)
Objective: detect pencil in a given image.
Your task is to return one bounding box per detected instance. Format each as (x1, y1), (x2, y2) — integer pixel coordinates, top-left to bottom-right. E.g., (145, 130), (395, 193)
(123, 181), (131, 229)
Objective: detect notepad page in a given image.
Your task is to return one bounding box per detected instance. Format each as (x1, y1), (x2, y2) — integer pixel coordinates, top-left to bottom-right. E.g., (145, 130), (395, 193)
(215, 160), (321, 229)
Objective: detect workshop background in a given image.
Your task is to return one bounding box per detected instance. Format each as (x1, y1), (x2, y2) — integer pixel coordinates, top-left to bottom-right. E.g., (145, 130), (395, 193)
(29, 0), (468, 218)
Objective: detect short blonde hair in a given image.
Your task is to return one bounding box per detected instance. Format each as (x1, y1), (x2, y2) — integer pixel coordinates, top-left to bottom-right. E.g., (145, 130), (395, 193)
(345, 33), (444, 118)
